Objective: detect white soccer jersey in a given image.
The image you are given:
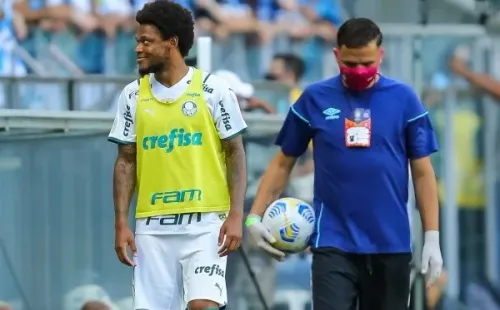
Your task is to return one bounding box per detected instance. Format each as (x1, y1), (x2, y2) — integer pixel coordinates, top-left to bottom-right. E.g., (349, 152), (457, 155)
(109, 68), (247, 309)
(109, 67), (247, 143)
(108, 67), (247, 235)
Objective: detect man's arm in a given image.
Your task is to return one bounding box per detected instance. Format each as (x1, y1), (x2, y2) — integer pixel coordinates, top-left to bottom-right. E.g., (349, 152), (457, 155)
(108, 83), (138, 227)
(450, 55), (500, 100)
(461, 71), (500, 100)
(404, 87), (439, 231)
(12, 8), (28, 40)
(250, 91), (315, 215)
(404, 86), (442, 284)
(221, 136), (247, 214)
(245, 92), (314, 259)
(113, 144), (137, 227)
(247, 97), (276, 114)
(410, 156), (439, 231)
(212, 77), (249, 256)
(249, 151), (297, 216)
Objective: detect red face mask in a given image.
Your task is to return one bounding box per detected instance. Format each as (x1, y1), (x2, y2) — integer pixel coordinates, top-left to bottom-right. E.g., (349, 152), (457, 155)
(339, 65), (379, 91)
(335, 48), (383, 91)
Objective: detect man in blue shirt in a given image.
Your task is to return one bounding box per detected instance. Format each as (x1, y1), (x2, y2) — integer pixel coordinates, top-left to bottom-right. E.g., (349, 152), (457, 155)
(245, 18), (443, 310)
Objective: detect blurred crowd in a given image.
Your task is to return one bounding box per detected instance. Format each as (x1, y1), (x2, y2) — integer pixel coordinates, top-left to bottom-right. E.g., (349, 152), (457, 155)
(0, 0), (342, 81)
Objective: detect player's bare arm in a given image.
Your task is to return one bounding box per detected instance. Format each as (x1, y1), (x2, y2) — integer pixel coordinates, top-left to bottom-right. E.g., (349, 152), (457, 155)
(249, 151), (297, 216)
(218, 135), (247, 257)
(113, 144), (138, 266)
(222, 135), (247, 214)
(410, 156), (439, 232)
(113, 144), (137, 223)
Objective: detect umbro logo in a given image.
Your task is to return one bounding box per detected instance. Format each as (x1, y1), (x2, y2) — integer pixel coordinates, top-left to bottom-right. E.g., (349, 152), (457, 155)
(323, 108), (340, 120)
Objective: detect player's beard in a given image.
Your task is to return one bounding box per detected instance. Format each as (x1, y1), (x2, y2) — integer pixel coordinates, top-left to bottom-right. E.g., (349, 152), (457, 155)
(138, 62), (164, 77)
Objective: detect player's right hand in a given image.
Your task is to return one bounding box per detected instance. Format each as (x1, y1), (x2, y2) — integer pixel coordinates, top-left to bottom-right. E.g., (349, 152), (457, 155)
(114, 225), (137, 267)
(245, 214), (286, 261)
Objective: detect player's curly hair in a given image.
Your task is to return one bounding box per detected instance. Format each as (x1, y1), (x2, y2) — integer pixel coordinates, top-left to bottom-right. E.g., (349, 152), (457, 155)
(136, 0), (194, 57)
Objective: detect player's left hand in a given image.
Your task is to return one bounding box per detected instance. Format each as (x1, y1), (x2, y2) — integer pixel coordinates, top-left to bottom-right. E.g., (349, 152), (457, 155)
(218, 210), (243, 257)
(421, 230), (443, 287)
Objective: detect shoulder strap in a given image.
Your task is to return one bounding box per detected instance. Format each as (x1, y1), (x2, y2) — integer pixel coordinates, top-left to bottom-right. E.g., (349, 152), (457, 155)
(136, 75), (151, 104)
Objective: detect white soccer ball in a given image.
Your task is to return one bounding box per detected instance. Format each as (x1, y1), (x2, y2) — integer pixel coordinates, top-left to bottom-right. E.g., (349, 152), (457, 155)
(262, 197), (315, 253)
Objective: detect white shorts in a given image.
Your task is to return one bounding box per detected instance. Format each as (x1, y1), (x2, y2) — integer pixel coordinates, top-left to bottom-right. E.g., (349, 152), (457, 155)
(133, 226), (227, 310)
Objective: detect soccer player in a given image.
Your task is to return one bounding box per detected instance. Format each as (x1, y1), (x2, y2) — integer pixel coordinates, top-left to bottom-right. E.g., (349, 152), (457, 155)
(245, 18), (443, 310)
(107, 1), (247, 310)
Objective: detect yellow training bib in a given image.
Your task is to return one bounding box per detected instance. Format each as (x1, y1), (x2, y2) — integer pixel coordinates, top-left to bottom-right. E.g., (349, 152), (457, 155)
(135, 69), (230, 218)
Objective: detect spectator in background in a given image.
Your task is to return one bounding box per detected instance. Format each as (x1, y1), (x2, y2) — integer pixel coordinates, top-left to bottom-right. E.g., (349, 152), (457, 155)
(264, 53), (313, 202)
(438, 49), (488, 298)
(195, 1), (230, 41)
(2, 0), (28, 42)
(96, 0), (132, 40)
(12, 0), (51, 64)
(274, 0), (340, 81)
(215, 69), (276, 113)
(265, 53), (305, 108)
(12, 0), (46, 29)
(0, 0), (27, 108)
(44, 0), (99, 34)
(195, 0), (266, 78)
(450, 45), (500, 100)
(196, 0), (258, 40)
(275, 0), (339, 43)
(253, 0), (282, 44)
(421, 76), (484, 209)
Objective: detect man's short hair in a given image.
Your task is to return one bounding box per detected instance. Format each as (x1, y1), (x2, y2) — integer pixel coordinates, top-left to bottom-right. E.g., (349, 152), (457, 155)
(136, 0), (195, 57)
(273, 53), (305, 82)
(336, 18), (383, 48)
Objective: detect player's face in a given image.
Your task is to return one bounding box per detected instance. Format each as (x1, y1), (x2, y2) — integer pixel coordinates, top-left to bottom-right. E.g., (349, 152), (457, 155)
(334, 40), (383, 69)
(135, 24), (176, 76)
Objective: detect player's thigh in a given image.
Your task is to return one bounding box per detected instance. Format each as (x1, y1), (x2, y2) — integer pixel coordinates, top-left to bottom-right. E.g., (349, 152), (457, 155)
(359, 253), (412, 310)
(311, 247), (359, 310)
(182, 228), (227, 308)
(134, 234), (183, 310)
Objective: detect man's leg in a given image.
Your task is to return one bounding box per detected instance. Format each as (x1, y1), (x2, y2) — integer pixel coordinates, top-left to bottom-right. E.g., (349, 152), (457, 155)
(133, 234), (184, 310)
(358, 253), (412, 310)
(311, 247), (360, 310)
(182, 228), (228, 310)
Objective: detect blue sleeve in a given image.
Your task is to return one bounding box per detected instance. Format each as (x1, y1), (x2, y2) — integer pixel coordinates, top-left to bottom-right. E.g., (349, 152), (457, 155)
(405, 88), (439, 159)
(275, 91), (314, 157)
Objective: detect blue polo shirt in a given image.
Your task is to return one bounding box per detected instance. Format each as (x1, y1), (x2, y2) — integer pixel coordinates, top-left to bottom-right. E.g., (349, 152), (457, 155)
(276, 75), (438, 254)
